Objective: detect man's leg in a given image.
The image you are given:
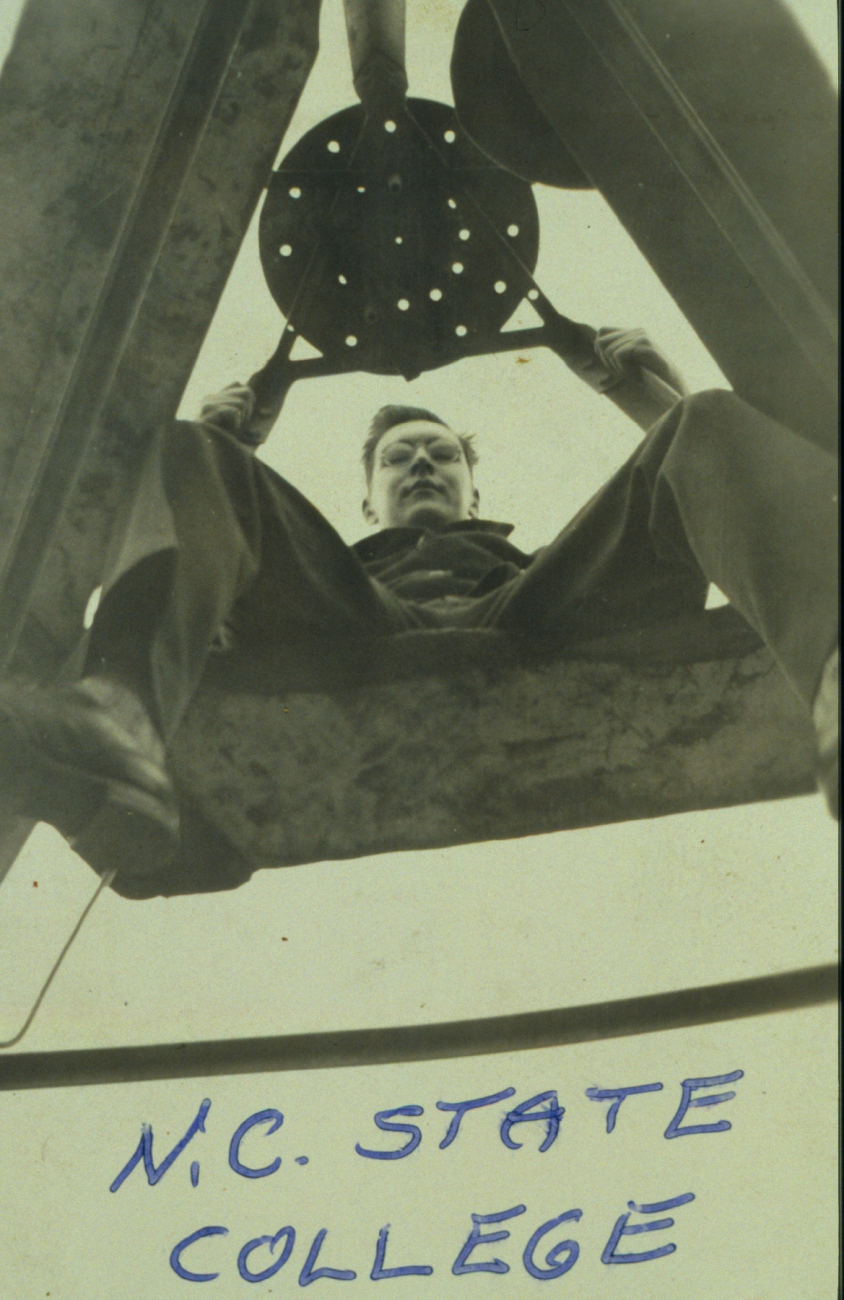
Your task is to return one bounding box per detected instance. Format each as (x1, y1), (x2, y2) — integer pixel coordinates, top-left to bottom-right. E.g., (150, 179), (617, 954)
(498, 391), (837, 702)
(495, 389), (838, 807)
(3, 420), (409, 875)
(86, 419), (411, 741)
(642, 390), (837, 712)
(649, 390), (838, 813)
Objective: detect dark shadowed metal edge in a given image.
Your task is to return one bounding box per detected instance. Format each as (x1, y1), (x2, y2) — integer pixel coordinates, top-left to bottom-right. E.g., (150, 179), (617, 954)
(1, 964), (836, 1091)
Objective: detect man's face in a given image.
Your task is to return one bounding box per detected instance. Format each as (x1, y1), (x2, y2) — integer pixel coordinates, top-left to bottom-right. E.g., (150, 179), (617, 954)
(363, 420), (479, 530)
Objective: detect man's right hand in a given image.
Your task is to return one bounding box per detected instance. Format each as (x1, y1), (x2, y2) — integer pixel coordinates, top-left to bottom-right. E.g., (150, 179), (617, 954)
(198, 383), (256, 441)
(594, 327), (687, 404)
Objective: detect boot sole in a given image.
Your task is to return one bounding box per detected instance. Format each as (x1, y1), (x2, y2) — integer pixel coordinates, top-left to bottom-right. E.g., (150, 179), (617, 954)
(70, 781), (180, 879)
(1, 691), (180, 878)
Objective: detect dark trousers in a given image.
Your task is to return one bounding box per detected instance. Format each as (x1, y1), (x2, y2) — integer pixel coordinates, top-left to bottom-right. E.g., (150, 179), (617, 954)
(86, 390), (839, 743)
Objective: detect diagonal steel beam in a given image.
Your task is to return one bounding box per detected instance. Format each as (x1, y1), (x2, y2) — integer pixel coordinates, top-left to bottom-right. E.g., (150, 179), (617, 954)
(0, 0), (259, 670)
(0, 0), (321, 881)
(19, 0), (321, 670)
(485, 0), (838, 454)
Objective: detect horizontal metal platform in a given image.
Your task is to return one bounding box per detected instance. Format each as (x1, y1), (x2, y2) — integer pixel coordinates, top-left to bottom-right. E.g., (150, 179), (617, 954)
(105, 608), (819, 899)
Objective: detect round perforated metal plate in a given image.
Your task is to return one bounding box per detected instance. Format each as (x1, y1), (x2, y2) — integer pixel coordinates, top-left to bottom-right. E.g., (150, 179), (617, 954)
(259, 99), (539, 378)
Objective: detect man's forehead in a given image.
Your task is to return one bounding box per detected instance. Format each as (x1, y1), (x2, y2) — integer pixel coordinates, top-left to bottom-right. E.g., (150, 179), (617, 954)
(378, 420), (459, 448)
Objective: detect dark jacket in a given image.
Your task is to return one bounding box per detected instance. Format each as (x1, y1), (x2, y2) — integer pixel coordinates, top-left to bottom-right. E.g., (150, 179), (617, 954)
(352, 519), (533, 603)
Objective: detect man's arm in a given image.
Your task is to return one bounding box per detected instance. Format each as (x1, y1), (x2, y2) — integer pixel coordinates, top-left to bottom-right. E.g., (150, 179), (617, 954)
(198, 383), (256, 442)
(593, 326), (688, 431)
(197, 328), (688, 442)
(198, 340), (296, 447)
(543, 308), (689, 432)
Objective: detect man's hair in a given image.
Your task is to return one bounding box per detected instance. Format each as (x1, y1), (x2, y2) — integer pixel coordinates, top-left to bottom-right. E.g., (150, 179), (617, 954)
(362, 404), (478, 482)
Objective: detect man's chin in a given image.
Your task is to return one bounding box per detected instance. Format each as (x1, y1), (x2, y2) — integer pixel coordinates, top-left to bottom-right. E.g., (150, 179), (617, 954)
(398, 499), (459, 529)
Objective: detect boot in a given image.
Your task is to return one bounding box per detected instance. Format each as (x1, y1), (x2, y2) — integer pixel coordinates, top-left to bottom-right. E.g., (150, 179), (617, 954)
(0, 675), (179, 878)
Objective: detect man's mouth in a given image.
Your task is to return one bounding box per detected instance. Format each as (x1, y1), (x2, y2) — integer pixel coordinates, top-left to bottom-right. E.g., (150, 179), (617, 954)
(402, 480), (443, 498)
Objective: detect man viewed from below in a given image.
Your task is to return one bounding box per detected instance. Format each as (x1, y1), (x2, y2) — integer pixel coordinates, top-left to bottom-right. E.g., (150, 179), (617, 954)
(362, 411), (480, 532)
(0, 329), (838, 887)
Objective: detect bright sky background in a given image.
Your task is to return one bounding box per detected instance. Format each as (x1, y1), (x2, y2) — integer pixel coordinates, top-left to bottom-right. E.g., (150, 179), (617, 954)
(0, 3), (838, 1297)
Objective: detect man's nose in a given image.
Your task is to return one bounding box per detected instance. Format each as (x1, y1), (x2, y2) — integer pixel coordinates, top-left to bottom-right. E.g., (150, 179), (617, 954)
(409, 449), (435, 474)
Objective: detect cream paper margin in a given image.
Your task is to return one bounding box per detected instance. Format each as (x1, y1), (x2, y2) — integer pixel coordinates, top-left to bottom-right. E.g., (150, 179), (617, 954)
(0, 0), (838, 1295)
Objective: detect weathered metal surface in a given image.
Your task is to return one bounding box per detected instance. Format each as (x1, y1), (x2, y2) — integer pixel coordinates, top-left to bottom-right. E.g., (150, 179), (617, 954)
(484, 0), (838, 454)
(1, 0), (321, 675)
(0, 0), (219, 663)
(0, 0), (320, 876)
(107, 618), (818, 900)
(177, 649), (814, 860)
(0, 0), (203, 526)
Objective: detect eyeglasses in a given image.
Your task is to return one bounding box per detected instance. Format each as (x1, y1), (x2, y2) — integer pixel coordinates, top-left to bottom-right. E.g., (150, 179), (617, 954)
(379, 440), (463, 467)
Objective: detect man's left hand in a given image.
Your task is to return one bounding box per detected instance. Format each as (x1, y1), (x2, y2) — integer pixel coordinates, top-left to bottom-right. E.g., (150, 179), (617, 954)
(595, 327), (688, 404)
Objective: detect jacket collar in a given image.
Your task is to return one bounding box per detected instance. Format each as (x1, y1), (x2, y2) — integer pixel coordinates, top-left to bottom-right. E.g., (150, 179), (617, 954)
(352, 518), (515, 562)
